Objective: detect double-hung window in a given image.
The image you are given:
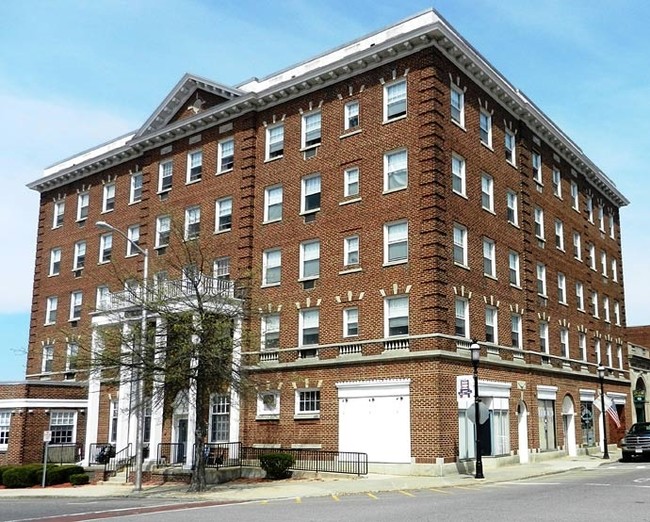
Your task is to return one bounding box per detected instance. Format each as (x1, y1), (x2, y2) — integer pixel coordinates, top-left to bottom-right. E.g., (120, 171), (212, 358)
(130, 173), (143, 203)
(532, 152), (542, 184)
(344, 235), (359, 267)
(560, 328), (569, 358)
(73, 241), (85, 271)
(53, 200), (65, 228)
(454, 297), (469, 338)
(384, 149), (407, 191)
(485, 306), (498, 344)
(586, 196), (594, 223)
(601, 251), (607, 277)
(266, 123), (284, 160)
(451, 153), (466, 196)
(579, 332), (587, 361)
(506, 190), (518, 225)
(576, 281), (585, 311)
(573, 231), (582, 260)
(187, 150), (203, 183)
(50, 411), (75, 444)
(261, 314), (280, 351)
(215, 197), (233, 232)
(156, 215), (171, 248)
(184, 206), (201, 240)
(209, 395), (231, 443)
(588, 243), (596, 270)
(159, 161), (173, 192)
(66, 342), (79, 371)
(614, 301), (621, 325)
(70, 291), (82, 321)
(262, 248), (281, 286)
(384, 79), (407, 121)
(450, 84), (464, 126)
(481, 174), (494, 211)
(534, 207), (545, 240)
(505, 129), (516, 165)
(50, 248), (61, 276)
(0, 411), (10, 448)
(45, 296), (58, 325)
(609, 215), (616, 239)
(213, 257), (230, 281)
(598, 206), (605, 232)
(570, 181), (580, 210)
(300, 240), (320, 280)
(102, 183), (115, 212)
(343, 307), (359, 337)
(611, 258), (618, 282)
(96, 285), (109, 309)
(126, 225), (140, 256)
(386, 296), (409, 337)
(536, 263), (547, 296)
(344, 100), (360, 129)
(539, 321), (549, 353)
(557, 272), (567, 304)
(302, 111), (321, 148)
(552, 168), (562, 197)
(99, 233), (112, 263)
(509, 251), (520, 286)
(264, 185), (283, 222)
(555, 219), (564, 250)
(301, 174), (321, 213)
(77, 192), (89, 222)
(453, 224), (468, 267)
(483, 238), (496, 278)
(479, 109), (492, 146)
(344, 167), (360, 197)
(384, 220), (408, 264)
(511, 313), (522, 349)
(299, 309), (320, 346)
(42, 344), (54, 373)
(603, 296), (611, 323)
(217, 138), (234, 173)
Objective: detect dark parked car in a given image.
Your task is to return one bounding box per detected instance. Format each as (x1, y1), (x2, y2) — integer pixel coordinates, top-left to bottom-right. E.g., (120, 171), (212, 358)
(621, 422), (650, 461)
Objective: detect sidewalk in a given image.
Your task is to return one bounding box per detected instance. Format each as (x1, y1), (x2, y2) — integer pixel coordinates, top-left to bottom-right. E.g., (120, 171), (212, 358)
(0, 452), (618, 502)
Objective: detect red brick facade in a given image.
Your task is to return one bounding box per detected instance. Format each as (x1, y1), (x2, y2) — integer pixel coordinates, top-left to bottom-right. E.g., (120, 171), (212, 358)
(6, 10), (630, 467)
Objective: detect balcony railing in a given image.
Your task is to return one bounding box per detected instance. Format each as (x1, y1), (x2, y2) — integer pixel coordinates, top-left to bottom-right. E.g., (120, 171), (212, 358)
(98, 275), (235, 312)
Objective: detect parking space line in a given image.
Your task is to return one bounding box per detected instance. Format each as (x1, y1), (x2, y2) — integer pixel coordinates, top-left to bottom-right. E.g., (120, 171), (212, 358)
(398, 490), (415, 497)
(331, 494), (340, 501)
(429, 488), (451, 494)
(294, 497), (301, 504)
(367, 493), (379, 500)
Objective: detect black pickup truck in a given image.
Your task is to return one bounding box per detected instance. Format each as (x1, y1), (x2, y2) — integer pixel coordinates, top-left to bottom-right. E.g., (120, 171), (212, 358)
(620, 422), (650, 461)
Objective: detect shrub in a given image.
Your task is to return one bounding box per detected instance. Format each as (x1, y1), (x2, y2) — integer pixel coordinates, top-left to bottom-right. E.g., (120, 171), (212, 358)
(259, 453), (295, 480)
(57, 465), (85, 484)
(0, 465), (14, 484)
(3, 466), (38, 488)
(69, 473), (90, 486)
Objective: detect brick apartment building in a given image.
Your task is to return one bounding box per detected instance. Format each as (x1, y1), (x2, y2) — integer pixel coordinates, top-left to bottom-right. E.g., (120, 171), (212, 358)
(0, 9), (632, 471)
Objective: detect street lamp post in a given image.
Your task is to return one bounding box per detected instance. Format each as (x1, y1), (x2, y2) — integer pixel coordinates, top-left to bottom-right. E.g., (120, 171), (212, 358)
(597, 365), (610, 460)
(469, 341), (484, 479)
(96, 221), (149, 490)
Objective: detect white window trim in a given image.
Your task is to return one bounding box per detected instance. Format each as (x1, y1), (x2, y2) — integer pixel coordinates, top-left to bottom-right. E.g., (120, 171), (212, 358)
(384, 79), (407, 122)
(451, 153), (466, 197)
(385, 295), (409, 338)
(158, 160), (173, 193)
(453, 224), (468, 268)
(265, 123), (284, 161)
(130, 173), (143, 204)
(383, 149), (408, 193)
(53, 201), (65, 229)
(483, 238), (496, 278)
(217, 138), (235, 174)
(76, 192), (89, 222)
(344, 100), (360, 130)
(299, 240), (320, 280)
(155, 215), (171, 248)
(300, 173), (321, 214)
(343, 307), (359, 338)
(186, 150), (203, 184)
(450, 84), (465, 127)
(263, 185), (283, 223)
(479, 109), (492, 148)
(384, 220), (408, 265)
(481, 173), (494, 212)
(301, 110), (322, 150)
(215, 197), (233, 233)
(295, 388), (321, 419)
(262, 248), (281, 287)
(49, 248), (61, 276)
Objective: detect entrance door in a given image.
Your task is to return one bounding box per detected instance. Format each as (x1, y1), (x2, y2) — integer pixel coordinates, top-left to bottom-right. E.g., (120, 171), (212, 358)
(562, 396), (577, 457)
(538, 399), (556, 451)
(175, 417), (188, 464)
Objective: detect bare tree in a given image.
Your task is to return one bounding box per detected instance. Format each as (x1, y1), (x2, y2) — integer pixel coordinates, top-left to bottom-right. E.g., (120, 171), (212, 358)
(89, 217), (252, 492)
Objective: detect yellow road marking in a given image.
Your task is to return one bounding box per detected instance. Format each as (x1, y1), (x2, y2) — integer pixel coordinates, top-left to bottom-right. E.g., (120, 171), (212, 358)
(399, 490), (415, 497)
(295, 497), (301, 503)
(367, 493), (379, 500)
(429, 488), (451, 494)
(455, 486), (480, 491)
(331, 494), (340, 501)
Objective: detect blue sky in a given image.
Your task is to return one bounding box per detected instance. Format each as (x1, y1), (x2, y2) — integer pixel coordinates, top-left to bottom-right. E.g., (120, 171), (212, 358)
(1, 0), (649, 381)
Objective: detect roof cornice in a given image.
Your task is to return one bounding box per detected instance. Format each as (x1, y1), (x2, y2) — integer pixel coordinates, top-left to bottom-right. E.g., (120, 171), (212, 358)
(28, 8), (628, 207)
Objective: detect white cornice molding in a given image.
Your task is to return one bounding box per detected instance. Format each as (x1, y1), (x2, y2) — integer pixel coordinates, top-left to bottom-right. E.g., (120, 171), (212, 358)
(28, 8), (628, 207)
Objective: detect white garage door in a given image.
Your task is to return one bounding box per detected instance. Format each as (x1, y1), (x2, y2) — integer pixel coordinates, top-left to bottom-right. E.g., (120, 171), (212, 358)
(337, 379), (411, 463)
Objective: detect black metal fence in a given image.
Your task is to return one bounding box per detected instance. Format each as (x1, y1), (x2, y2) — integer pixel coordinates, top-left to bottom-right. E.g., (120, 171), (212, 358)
(157, 442), (186, 466)
(89, 443), (132, 481)
(199, 442), (241, 468)
(242, 447), (368, 476)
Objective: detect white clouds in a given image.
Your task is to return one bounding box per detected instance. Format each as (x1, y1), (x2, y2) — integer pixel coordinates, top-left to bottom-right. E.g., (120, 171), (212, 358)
(0, 90), (136, 313)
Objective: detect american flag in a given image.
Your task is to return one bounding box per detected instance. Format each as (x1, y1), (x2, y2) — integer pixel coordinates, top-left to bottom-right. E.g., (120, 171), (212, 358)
(594, 394), (622, 428)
